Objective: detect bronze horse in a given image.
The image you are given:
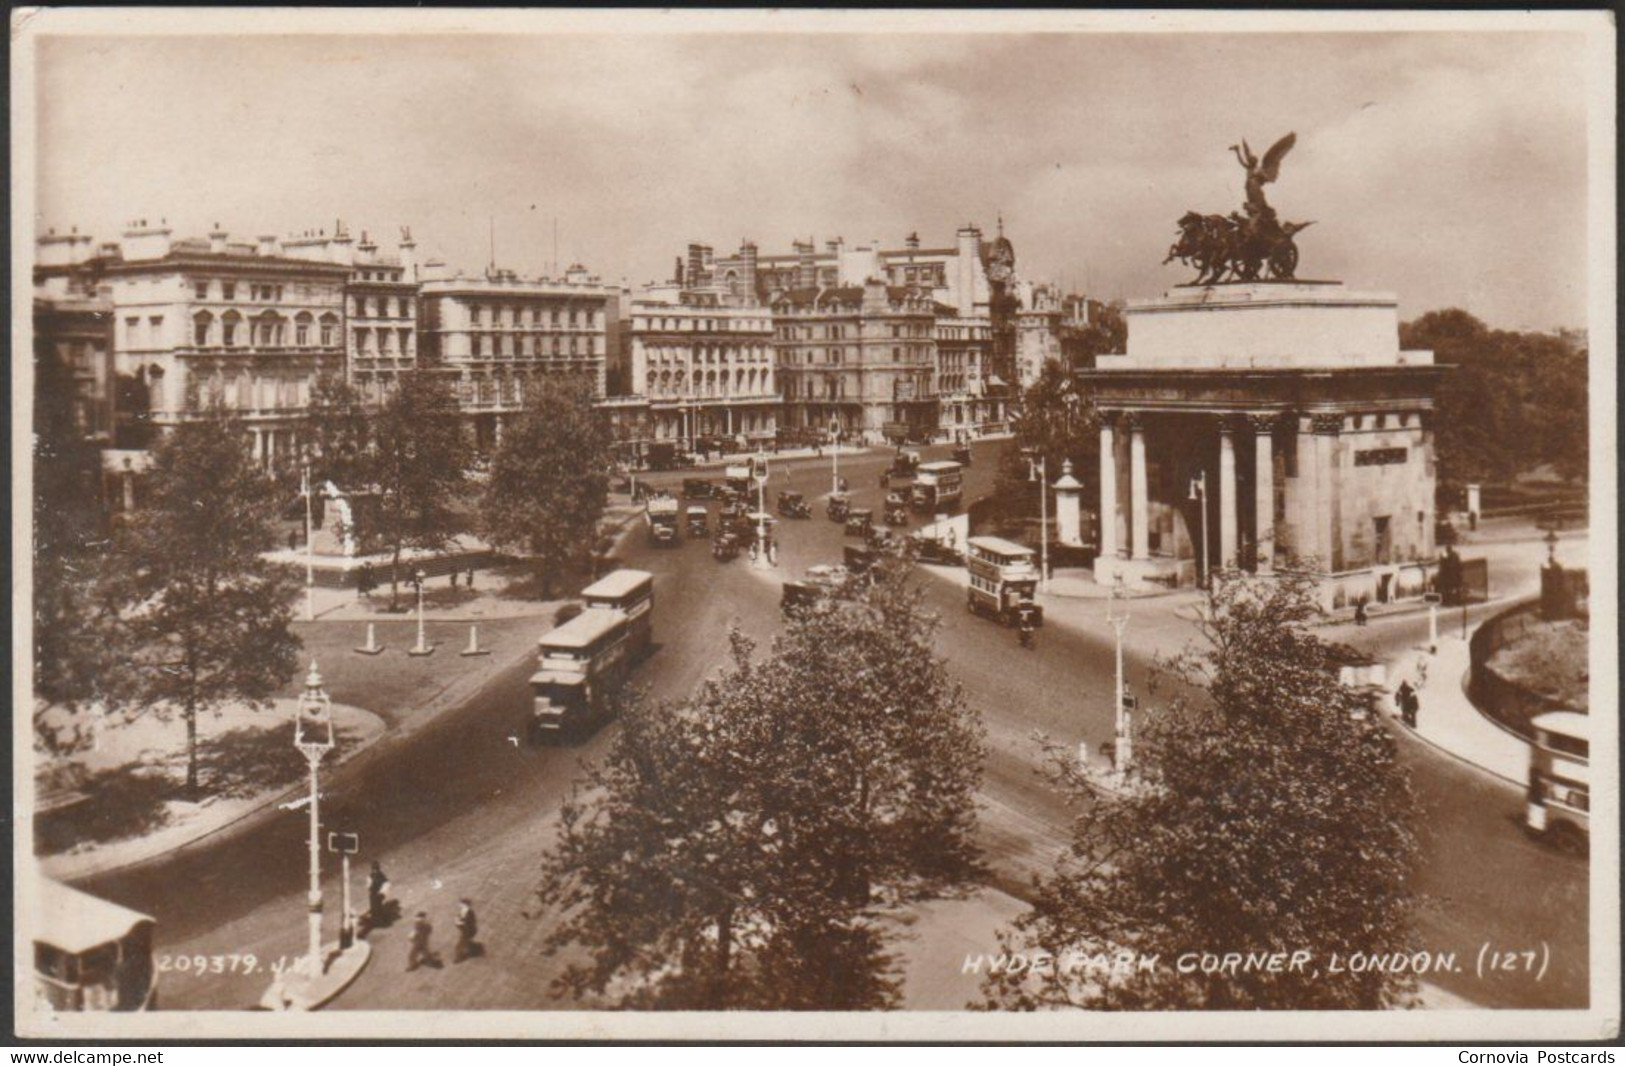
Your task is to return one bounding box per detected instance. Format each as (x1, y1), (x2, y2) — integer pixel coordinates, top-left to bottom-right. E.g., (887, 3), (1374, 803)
(1165, 210), (1313, 285)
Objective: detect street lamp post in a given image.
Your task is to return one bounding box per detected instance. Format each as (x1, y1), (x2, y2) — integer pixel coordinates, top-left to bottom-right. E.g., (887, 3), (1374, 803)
(408, 568), (433, 656)
(1024, 450), (1049, 590)
(1189, 471), (1209, 589)
(301, 463), (315, 622)
(752, 453), (773, 569)
(1107, 573), (1131, 773)
(293, 662), (336, 977)
(830, 421), (841, 496)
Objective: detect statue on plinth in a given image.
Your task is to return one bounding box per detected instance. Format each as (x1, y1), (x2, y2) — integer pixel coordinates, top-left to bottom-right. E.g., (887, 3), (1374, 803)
(1164, 132), (1314, 285)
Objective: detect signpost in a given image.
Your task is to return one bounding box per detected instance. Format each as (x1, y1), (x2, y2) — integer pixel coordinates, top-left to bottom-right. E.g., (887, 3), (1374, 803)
(327, 831), (360, 949)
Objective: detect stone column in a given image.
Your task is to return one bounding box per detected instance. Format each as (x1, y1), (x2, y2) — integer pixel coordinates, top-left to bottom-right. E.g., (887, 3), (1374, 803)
(1129, 413), (1149, 561)
(1098, 416), (1118, 559)
(1251, 414), (1276, 573)
(1312, 413), (1342, 573)
(1218, 418), (1238, 569)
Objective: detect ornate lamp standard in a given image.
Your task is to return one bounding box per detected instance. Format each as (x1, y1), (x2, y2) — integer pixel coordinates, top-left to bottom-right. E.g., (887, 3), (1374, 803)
(1107, 572), (1132, 774)
(1023, 448), (1050, 590)
(751, 453), (774, 569)
(293, 662), (336, 977)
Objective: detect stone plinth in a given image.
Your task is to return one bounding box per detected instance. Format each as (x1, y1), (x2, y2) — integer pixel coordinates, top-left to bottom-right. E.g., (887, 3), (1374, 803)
(1103, 281), (1433, 371)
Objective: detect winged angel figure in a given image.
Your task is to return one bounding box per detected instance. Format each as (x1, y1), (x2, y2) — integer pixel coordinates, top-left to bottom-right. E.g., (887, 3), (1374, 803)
(1165, 132), (1314, 284)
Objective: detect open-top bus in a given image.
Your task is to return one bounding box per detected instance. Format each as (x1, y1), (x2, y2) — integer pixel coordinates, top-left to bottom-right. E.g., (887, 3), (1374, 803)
(1527, 710), (1589, 851)
(911, 460), (964, 512)
(965, 535), (1043, 626)
(33, 877), (157, 1012)
(532, 568), (654, 740)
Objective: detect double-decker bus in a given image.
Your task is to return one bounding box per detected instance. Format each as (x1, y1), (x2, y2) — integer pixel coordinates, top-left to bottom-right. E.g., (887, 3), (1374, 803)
(965, 535), (1043, 626)
(1526, 710), (1589, 851)
(911, 460), (964, 512)
(33, 877), (157, 1012)
(531, 569), (654, 740)
(581, 569), (654, 660)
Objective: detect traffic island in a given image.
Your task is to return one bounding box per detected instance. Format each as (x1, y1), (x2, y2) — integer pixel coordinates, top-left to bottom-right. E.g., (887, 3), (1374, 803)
(259, 940), (372, 1011)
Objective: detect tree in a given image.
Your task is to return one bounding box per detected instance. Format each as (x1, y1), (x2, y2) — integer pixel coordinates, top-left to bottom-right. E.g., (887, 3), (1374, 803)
(983, 570), (1420, 1011)
(532, 561), (984, 1008)
(1401, 309), (1589, 500)
(108, 408), (303, 796)
(372, 370), (469, 607)
(482, 377), (611, 598)
(32, 329), (117, 753)
(997, 361), (1099, 519)
(1065, 298), (1127, 365)
(301, 374), (374, 493)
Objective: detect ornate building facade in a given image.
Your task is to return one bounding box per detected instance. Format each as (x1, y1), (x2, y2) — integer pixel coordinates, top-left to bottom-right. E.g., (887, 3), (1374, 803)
(629, 290), (778, 448)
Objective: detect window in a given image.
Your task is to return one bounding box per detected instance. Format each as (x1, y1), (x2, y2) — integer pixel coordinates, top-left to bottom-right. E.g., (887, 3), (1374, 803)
(125, 317), (141, 346)
(195, 280), (210, 300)
(221, 312), (240, 347)
(193, 312), (212, 347)
(319, 314), (337, 347)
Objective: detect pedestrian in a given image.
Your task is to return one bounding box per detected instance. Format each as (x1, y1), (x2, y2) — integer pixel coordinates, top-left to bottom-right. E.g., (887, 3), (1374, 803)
(406, 911), (441, 971)
(288, 528), (299, 552)
(1354, 601), (1368, 627)
(454, 899), (481, 962)
(1396, 680), (1418, 728)
(467, 566), (477, 590)
(449, 569), (459, 590)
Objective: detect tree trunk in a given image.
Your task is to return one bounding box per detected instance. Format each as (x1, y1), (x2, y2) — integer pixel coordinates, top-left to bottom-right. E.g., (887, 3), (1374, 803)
(185, 702), (200, 798)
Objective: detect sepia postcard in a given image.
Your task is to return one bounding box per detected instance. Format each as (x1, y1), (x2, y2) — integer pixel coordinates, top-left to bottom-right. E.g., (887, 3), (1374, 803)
(10, 7), (1618, 1043)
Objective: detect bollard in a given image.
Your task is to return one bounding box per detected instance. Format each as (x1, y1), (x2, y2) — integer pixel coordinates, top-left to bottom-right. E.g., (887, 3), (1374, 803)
(460, 623), (490, 658)
(354, 622), (385, 656)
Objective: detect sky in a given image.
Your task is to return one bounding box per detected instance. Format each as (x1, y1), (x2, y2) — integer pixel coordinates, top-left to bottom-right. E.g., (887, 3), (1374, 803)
(32, 23), (1594, 328)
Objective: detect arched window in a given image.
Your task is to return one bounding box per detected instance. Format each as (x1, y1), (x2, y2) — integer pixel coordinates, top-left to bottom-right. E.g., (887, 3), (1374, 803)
(253, 313), (284, 348)
(295, 312), (313, 347)
(319, 313), (338, 347)
(193, 311), (214, 348)
(220, 311), (241, 348)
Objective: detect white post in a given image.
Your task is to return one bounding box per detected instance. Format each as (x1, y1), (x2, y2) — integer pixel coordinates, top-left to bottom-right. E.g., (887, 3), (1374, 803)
(1429, 598), (1439, 652)
(302, 464), (315, 622)
(341, 851), (353, 949)
(831, 426), (840, 495)
(1108, 575), (1130, 773)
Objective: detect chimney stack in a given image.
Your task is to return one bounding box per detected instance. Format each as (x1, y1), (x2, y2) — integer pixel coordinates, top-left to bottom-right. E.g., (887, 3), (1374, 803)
(796, 240), (816, 289)
(209, 223), (228, 254)
(398, 226), (418, 281)
(739, 240), (758, 299)
(257, 233), (280, 257)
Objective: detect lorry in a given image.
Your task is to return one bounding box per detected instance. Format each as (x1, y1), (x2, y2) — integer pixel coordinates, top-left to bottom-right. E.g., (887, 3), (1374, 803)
(646, 495), (680, 546)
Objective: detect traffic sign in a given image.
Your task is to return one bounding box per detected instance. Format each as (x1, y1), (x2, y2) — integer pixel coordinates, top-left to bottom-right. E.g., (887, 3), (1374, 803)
(327, 831), (360, 854)
(1122, 694), (1139, 711)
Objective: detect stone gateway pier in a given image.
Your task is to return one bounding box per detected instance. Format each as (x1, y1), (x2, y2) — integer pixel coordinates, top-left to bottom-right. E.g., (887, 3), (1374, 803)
(1080, 280), (1447, 608)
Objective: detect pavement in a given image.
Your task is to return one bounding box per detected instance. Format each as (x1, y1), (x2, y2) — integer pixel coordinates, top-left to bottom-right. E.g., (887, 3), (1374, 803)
(73, 445), (1590, 1014)
(1387, 631), (1530, 786)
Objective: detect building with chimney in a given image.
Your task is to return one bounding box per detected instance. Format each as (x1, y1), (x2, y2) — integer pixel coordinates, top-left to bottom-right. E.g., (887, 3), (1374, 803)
(629, 281), (778, 449)
(771, 279), (941, 444)
(41, 219), (352, 475)
(416, 263), (617, 451)
(33, 227), (116, 447)
(282, 222), (420, 403)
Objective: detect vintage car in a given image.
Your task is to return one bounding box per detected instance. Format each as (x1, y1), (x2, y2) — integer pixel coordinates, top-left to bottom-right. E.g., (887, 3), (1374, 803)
(685, 505), (709, 537)
(914, 533), (963, 566)
(735, 512), (778, 546)
(866, 528), (901, 553)
(843, 543), (879, 577)
(712, 532), (740, 562)
(844, 508), (874, 538)
(827, 492), (852, 523)
(884, 492), (910, 526)
(682, 478), (714, 500)
(890, 450), (922, 477)
(777, 490), (812, 519)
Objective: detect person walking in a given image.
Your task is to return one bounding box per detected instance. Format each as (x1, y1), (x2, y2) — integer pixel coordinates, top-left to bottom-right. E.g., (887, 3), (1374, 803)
(1354, 601), (1368, 627)
(1396, 680), (1418, 728)
(406, 911), (440, 971)
(454, 899), (481, 963)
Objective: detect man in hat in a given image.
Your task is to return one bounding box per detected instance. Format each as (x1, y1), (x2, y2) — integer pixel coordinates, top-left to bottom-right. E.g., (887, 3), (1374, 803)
(406, 910), (439, 971)
(454, 899), (480, 963)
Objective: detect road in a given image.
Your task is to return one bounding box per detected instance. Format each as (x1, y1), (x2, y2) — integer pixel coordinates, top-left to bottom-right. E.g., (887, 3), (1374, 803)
(81, 439), (1586, 1010)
